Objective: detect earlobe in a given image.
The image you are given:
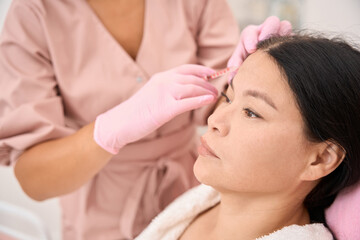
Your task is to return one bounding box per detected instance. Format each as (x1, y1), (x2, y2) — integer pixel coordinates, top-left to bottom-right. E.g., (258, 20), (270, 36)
(301, 141), (346, 181)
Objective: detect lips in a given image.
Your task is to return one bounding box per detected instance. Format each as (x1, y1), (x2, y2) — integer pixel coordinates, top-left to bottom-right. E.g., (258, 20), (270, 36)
(198, 137), (219, 158)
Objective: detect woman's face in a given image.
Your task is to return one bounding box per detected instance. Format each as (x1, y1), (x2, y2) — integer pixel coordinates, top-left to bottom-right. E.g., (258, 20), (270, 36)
(194, 50), (315, 194)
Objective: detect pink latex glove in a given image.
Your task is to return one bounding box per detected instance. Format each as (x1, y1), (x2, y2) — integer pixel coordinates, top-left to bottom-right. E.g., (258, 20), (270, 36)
(94, 64), (218, 154)
(227, 16), (292, 81)
(325, 181), (360, 239)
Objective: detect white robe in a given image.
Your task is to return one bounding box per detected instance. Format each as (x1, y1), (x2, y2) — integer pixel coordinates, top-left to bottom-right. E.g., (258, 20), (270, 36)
(136, 184), (333, 240)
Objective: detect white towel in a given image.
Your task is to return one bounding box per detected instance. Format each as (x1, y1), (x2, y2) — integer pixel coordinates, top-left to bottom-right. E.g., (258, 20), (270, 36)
(136, 184), (333, 240)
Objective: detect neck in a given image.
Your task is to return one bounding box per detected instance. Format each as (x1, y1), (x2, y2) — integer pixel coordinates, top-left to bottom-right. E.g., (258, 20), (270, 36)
(209, 192), (310, 240)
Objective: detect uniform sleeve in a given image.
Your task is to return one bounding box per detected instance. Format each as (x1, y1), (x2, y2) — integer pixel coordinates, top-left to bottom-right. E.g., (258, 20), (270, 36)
(192, 0), (240, 125)
(0, 0), (76, 166)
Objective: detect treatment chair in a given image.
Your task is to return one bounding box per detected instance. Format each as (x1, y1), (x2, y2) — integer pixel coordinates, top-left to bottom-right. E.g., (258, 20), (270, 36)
(326, 181), (360, 240)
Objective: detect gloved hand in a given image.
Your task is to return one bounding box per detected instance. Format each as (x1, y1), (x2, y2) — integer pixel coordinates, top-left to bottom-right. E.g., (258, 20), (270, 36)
(227, 16), (292, 73)
(94, 64), (218, 154)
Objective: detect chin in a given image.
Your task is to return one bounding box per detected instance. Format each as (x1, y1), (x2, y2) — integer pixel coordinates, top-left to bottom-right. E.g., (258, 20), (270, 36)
(193, 156), (216, 185)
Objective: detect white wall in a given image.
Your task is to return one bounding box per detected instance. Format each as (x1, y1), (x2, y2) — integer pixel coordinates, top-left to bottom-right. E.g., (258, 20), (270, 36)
(227, 0), (360, 39)
(0, 0), (11, 27)
(1, 0), (360, 239)
(301, 0), (360, 38)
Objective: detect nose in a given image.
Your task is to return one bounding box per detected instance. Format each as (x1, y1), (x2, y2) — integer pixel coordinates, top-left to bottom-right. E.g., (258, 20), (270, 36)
(207, 104), (231, 136)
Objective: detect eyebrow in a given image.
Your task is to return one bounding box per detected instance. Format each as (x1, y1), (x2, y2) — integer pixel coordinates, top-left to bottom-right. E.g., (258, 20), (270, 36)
(230, 79), (278, 111)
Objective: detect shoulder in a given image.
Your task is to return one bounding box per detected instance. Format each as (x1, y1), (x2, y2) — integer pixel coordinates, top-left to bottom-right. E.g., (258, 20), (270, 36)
(257, 223), (333, 240)
(9, 0), (51, 16)
(157, 0), (236, 37)
(3, 0), (58, 30)
(7, 0), (76, 20)
(2, 0), (84, 45)
(175, 0), (232, 21)
(1, 0), (48, 51)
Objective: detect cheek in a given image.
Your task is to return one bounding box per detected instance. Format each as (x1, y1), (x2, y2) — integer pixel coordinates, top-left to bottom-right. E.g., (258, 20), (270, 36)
(221, 124), (308, 192)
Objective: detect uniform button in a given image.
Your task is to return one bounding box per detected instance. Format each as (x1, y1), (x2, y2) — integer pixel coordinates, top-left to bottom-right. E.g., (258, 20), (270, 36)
(136, 76), (143, 83)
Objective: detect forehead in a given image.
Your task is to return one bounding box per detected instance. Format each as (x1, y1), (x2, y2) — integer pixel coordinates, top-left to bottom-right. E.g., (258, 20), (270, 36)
(233, 51), (296, 112)
(231, 51), (305, 124)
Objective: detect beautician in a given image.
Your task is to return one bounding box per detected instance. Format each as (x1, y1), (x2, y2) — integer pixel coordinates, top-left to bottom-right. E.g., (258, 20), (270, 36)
(0, 0), (290, 239)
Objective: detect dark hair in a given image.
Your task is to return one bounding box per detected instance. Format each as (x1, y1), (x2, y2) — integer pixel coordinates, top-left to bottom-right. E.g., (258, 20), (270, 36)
(257, 34), (360, 223)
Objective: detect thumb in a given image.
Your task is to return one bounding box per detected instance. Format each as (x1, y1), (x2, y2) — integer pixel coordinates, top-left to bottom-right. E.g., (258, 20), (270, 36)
(176, 95), (216, 113)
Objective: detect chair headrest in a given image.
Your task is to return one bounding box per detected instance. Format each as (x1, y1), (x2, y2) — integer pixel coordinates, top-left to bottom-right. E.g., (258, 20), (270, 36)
(325, 181), (360, 240)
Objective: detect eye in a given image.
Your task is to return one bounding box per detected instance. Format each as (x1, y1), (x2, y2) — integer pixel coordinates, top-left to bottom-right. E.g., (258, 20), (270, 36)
(243, 108), (261, 118)
(221, 91), (231, 103)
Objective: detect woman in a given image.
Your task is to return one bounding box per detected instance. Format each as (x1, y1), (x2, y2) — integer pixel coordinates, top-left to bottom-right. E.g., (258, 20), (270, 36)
(0, 0), (291, 239)
(136, 34), (360, 239)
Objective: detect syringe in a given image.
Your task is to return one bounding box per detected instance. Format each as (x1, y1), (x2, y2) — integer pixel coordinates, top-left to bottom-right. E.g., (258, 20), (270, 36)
(204, 66), (239, 80)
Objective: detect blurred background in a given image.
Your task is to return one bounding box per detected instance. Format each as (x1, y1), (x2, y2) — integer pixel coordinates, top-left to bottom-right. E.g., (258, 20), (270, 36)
(0, 0), (359, 239)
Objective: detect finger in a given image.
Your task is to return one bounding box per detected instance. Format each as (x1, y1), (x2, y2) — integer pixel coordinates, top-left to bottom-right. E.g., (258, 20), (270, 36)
(171, 84), (217, 100)
(176, 95), (216, 113)
(173, 64), (216, 77)
(279, 20), (292, 36)
(242, 25), (261, 54)
(258, 16), (281, 41)
(228, 25), (260, 68)
(176, 75), (218, 95)
(227, 35), (251, 67)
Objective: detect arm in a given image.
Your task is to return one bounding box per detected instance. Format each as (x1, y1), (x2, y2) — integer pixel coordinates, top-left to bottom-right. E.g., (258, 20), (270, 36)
(2, 2), (218, 201)
(0, 1), (106, 200)
(0, 1), (104, 201)
(15, 65), (218, 201)
(14, 123), (113, 201)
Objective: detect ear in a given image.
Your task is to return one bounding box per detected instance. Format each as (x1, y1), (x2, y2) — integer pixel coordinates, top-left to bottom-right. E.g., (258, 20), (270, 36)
(300, 141), (346, 181)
